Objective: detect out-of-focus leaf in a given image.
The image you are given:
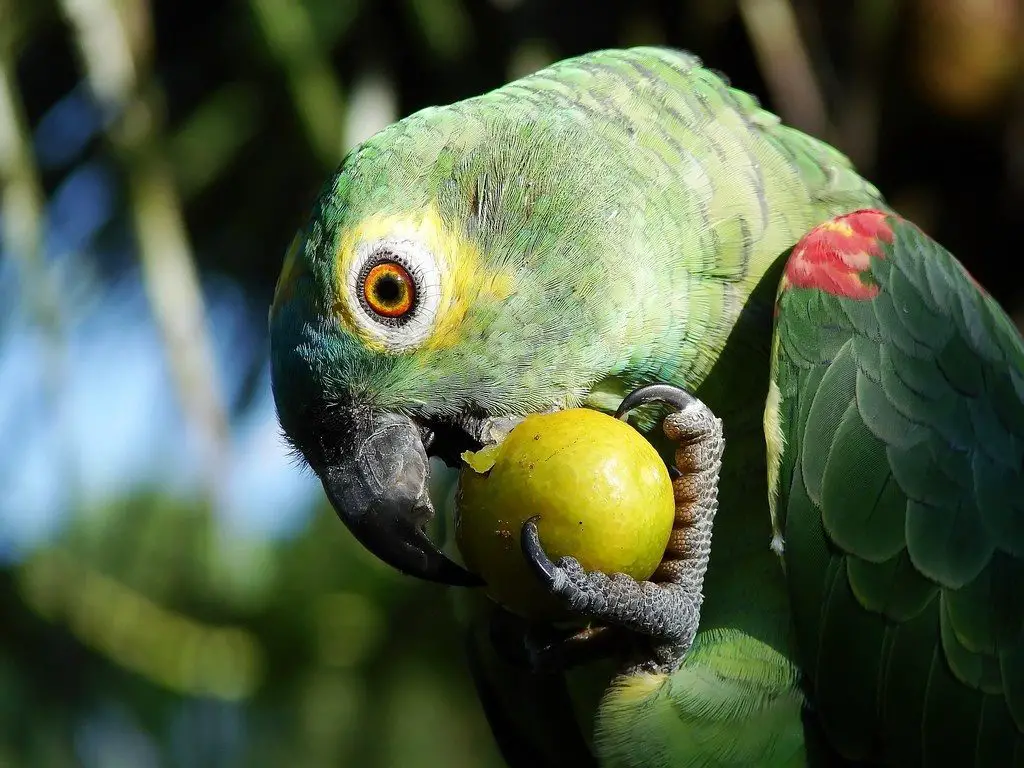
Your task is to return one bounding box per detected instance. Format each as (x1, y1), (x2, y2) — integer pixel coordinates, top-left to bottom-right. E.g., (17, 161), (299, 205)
(169, 83), (263, 199)
(915, 0), (1022, 117)
(249, 0), (346, 166)
(406, 0), (471, 62)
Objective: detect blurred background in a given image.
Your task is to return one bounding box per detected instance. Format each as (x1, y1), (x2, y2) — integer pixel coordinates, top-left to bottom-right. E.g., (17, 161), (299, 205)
(1, 0), (1022, 766)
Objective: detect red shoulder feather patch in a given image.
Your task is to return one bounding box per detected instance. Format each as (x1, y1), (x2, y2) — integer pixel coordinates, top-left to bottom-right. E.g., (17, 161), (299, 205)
(783, 209), (895, 300)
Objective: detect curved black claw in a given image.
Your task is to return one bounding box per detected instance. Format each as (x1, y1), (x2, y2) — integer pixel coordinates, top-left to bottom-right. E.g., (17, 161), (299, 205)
(614, 382), (695, 420)
(521, 516), (561, 588)
(487, 600), (625, 673)
(531, 625), (627, 672)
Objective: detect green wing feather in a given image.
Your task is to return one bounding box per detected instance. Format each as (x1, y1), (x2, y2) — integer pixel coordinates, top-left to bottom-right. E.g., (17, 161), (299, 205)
(770, 211), (1024, 766)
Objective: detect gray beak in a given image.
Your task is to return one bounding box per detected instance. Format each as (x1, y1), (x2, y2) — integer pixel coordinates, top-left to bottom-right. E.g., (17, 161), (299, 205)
(318, 410), (482, 587)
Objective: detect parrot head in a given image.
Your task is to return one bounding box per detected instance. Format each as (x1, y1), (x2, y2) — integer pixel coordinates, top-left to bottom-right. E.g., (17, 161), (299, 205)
(269, 108), (638, 585)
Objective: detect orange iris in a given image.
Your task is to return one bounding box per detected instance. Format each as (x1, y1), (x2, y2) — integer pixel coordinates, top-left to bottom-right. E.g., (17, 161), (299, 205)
(362, 262), (415, 318)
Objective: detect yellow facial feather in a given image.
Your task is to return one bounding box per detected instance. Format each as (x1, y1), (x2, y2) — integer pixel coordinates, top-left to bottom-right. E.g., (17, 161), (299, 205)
(333, 205), (514, 354)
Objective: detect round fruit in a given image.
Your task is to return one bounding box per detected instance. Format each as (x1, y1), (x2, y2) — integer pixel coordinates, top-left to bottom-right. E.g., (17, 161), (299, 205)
(455, 408), (675, 620)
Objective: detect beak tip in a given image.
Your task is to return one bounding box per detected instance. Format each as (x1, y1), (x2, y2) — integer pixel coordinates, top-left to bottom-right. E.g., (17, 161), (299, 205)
(394, 520), (484, 587)
(432, 561), (485, 588)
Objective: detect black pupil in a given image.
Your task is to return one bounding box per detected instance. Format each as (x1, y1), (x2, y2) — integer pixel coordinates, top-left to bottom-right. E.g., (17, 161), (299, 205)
(374, 274), (402, 304)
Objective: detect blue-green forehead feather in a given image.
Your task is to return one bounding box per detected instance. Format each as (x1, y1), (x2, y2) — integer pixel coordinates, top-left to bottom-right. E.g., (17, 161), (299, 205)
(270, 45), (883, 431)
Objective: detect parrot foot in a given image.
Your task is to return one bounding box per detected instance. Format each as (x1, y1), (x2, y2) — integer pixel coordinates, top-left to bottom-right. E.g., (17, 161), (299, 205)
(521, 384), (724, 673)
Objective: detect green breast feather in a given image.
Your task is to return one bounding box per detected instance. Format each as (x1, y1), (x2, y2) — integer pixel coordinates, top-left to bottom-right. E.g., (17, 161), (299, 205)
(770, 210), (1024, 766)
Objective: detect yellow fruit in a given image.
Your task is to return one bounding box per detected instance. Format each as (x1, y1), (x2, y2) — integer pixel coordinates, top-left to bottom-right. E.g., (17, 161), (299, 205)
(455, 408), (675, 620)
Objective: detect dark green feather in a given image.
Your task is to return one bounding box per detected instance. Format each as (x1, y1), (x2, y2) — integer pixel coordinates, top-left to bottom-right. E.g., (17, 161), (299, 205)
(846, 551), (938, 623)
(821, 402), (906, 561)
(920, 643), (986, 767)
(813, 559), (887, 759)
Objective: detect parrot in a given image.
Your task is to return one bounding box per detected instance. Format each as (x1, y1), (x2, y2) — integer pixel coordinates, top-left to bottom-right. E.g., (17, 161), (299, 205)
(267, 45), (1024, 767)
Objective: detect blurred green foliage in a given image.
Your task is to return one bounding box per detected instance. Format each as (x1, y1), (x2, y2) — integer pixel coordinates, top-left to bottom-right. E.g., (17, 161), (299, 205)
(1, 0), (1022, 766)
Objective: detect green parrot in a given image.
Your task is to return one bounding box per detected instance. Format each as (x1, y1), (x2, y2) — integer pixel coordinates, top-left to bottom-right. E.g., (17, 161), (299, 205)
(268, 46), (1024, 766)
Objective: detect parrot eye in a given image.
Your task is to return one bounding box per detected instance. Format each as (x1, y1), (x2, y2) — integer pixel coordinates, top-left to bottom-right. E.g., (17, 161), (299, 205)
(361, 261), (416, 318)
(345, 239), (441, 352)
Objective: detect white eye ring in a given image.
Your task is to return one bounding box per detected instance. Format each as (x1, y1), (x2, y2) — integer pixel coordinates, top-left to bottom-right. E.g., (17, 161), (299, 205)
(345, 238), (441, 353)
